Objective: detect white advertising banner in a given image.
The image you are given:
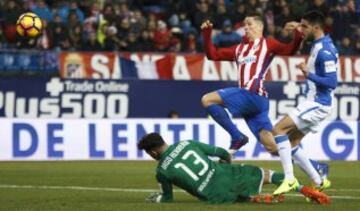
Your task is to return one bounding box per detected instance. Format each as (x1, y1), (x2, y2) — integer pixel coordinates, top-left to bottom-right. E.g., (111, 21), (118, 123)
(0, 118), (358, 161)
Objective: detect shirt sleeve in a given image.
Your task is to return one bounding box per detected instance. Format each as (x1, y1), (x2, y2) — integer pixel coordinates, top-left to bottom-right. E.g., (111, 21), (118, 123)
(307, 50), (338, 89)
(201, 27), (238, 61)
(191, 141), (231, 161)
(156, 172), (173, 203)
(267, 30), (303, 55)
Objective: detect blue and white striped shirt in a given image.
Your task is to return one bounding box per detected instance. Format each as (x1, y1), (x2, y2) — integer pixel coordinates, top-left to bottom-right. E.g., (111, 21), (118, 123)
(304, 35), (338, 106)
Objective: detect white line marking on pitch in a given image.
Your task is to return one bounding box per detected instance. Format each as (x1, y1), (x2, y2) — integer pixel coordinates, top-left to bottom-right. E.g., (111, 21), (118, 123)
(0, 185), (155, 193)
(0, 185), (359, 200)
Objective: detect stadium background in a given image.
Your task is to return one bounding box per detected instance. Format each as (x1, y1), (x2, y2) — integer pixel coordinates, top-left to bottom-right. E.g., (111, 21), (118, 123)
(0, 0), (359, 210)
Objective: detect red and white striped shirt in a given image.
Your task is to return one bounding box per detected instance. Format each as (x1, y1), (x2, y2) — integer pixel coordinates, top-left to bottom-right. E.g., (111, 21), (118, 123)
(202, 29), (303, 97)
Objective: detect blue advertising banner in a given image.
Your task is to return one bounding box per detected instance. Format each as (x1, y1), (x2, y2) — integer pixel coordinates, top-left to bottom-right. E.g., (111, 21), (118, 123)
(0, 77), (359, 161)
(0, 118), (358, 160)
(0, 77), (359, 120)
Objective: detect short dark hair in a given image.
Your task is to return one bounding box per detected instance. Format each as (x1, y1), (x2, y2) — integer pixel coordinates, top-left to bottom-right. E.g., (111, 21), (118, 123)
(302, 11), (325, 29)
(138, 133), (165, 151)
(246, 12), (264, 25)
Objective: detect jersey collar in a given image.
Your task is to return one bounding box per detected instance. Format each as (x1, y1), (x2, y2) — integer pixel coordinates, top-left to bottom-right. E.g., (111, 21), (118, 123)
(159, 145), (173, 160)
(312, 35), (329, 45)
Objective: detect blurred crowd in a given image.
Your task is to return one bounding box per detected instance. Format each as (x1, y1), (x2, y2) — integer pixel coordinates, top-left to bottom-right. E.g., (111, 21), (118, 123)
(0, 0), (360, 55)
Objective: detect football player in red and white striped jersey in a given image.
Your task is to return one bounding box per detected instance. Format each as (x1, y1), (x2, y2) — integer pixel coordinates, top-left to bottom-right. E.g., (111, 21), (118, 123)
(200, 14), (303, 174)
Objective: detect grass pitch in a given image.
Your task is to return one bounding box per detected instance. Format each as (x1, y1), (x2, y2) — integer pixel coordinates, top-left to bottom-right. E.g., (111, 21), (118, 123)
(0, 161), (359, 211)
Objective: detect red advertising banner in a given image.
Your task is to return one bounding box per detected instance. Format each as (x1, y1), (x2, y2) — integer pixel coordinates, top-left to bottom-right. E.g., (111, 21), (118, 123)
(60, 52), (360, 82)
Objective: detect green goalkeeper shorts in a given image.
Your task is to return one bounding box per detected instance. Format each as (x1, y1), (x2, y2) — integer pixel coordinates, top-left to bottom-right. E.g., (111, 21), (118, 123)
(204, 164), (264, 203)
(229, 164), (264, 199)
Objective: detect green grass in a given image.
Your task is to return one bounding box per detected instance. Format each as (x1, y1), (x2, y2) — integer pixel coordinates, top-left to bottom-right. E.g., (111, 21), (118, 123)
(0, 161), (359, 210)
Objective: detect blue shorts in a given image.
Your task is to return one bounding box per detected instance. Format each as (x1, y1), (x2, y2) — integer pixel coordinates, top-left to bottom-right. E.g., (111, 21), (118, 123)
(217, 87), (272, 141)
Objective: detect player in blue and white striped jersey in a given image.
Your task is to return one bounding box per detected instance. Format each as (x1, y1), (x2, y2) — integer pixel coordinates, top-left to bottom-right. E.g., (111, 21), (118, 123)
(272, 11), (338, 195)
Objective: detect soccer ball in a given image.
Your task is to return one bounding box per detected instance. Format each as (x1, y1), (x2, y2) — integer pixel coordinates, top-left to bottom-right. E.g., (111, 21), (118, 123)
(16, 12), (43, 38)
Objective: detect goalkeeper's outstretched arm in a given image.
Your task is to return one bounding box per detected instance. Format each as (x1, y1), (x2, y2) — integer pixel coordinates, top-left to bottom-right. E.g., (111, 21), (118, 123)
(192, 141), (231, 163)
(146, 173), (173, 203)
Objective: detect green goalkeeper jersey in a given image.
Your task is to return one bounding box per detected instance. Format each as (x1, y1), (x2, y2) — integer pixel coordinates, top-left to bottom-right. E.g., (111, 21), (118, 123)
(156, 140), (263, 203)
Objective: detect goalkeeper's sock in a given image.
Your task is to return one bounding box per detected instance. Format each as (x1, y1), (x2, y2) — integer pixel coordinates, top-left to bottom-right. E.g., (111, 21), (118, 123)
(296, 185), (304, 192)
(206, 104), (246, 141)
(292, 146), (322, 185)
(270, 170), (285, 186)
(275, 135), (295, 180)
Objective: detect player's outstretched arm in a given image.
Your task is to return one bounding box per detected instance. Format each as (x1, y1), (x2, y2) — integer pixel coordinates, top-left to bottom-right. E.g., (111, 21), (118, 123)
(145, 192), (163, 203)
(201, 20), (238, 61)
(267, 22), (304, 55)
(193, 141), (231, 163)
(306, 72), (337, 89)
(146, 173), (173, 203)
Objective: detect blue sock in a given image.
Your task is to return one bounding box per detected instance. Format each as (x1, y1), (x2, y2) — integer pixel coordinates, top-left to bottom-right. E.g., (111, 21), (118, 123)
(206, 104), (246, 141)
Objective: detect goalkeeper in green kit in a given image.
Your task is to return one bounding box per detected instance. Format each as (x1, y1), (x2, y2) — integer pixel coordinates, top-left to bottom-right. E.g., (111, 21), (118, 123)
(138, 133), (330, 204)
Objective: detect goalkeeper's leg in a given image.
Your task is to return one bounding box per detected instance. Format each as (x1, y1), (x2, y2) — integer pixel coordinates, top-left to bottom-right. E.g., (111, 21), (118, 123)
(262, 169), (330, 204)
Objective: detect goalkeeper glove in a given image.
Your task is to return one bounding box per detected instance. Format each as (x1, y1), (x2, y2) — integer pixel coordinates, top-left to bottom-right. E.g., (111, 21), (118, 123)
(145, 192), (162, 203)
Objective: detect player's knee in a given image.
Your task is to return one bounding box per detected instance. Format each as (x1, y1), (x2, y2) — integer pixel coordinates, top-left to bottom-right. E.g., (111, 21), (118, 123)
(201, 94), (213, 107)
(272, 127), (284, 136)
(201, 95), (208, 107)
(264, 144), (278, 154)
(261, 140), (277, 153)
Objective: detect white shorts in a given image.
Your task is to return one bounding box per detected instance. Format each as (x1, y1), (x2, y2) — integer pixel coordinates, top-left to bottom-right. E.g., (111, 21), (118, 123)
(289, 101), (332, 134)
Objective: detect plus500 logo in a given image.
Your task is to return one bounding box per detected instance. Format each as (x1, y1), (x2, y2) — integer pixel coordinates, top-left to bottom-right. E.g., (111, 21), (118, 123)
(0, 92), (129, 118)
